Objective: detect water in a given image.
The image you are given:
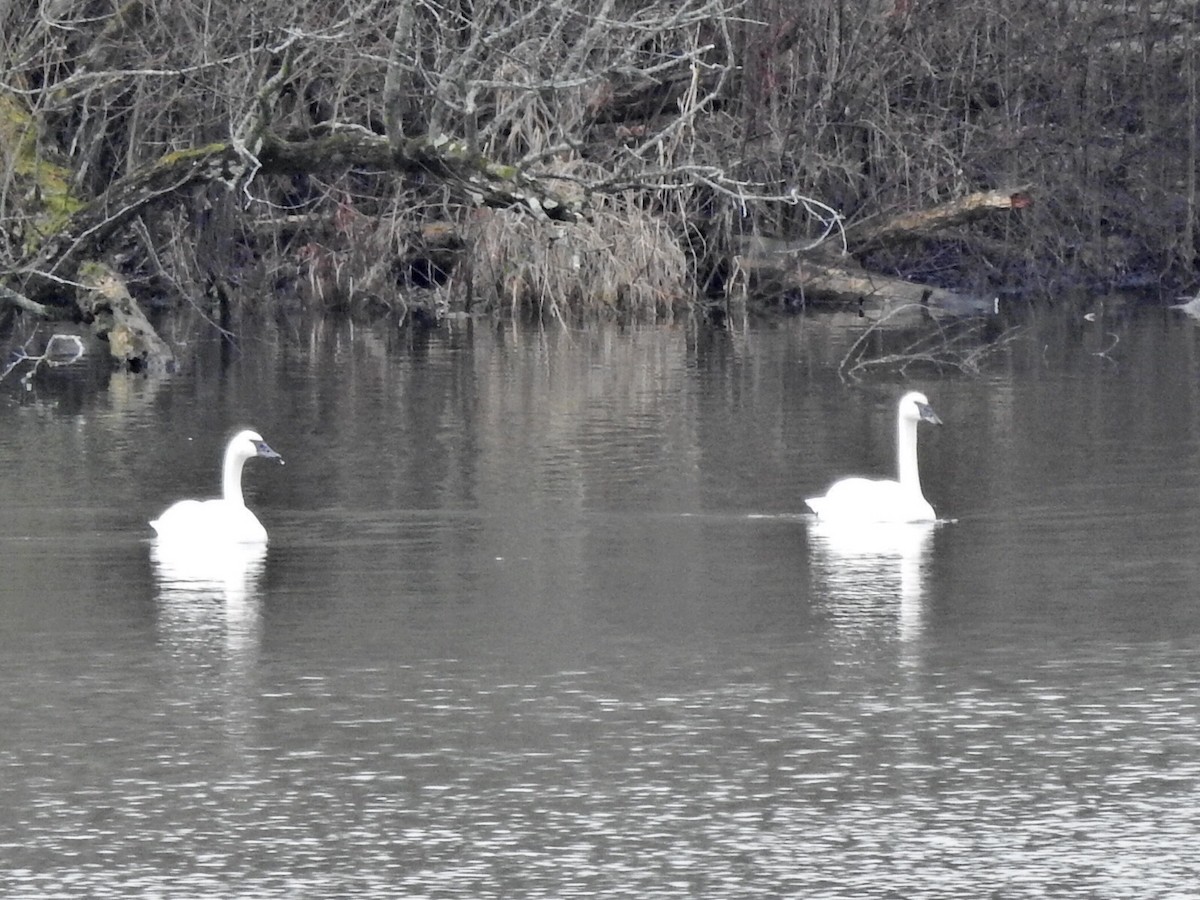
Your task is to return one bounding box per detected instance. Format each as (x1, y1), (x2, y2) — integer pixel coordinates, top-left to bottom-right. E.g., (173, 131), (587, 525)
(3, 307), (1200, 897)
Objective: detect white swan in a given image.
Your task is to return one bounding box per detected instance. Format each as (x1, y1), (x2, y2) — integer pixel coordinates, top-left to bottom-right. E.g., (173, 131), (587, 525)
(805, 391), (942, 523)
(150, 429), (284, 544)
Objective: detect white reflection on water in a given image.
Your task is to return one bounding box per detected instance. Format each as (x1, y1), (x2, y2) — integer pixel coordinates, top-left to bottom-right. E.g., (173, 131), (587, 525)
(149, 538), (269, 762)
(806, 520), (935, 644)
(149, 539), (266, 672)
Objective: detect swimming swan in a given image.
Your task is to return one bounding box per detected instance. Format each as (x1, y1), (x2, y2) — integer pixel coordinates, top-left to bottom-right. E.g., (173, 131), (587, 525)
(150, 429), (284, 543)
(805, 392), (942, 523)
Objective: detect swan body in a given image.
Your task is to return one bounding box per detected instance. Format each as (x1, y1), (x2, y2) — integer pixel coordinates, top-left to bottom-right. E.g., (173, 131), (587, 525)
(1171, 293), (1200, 319)
(150, 429), (284, 544)
(806, 392), (942, 524)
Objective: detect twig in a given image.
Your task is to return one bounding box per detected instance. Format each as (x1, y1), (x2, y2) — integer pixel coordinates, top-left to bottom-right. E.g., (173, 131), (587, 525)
(1, 333), (85, 388)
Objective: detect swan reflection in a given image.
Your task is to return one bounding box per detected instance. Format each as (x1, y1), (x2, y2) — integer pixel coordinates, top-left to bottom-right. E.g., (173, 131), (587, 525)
(807, 520), (935, 643)
(150, 539), (267, 666)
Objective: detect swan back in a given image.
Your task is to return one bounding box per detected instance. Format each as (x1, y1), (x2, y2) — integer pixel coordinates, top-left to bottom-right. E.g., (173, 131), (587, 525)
(805, 477), (936, 523)
(150, 429), (284, 544)
(805, 392), (942, 523)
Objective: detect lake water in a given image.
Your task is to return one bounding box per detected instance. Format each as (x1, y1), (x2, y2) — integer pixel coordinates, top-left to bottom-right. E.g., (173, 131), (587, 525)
(3, 305), (1200, 897)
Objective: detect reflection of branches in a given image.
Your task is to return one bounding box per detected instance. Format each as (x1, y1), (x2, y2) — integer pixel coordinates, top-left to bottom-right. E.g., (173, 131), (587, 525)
(1, 334), (85, 389)
(838, 304), (1021, 383)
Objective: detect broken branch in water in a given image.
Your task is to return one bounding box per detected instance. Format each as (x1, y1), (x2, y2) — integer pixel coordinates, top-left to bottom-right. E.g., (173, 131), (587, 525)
(1, 333), (85, 389)
(837, 303), (1021, 383)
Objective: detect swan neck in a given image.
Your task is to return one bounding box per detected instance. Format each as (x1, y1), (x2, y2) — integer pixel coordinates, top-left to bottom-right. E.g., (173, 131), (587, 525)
(897, 413), (922, 494)
(222, 445), (247, 507)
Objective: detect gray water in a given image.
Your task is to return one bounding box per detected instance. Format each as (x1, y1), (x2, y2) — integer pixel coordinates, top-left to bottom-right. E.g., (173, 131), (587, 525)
(3, 307), (1200, 897)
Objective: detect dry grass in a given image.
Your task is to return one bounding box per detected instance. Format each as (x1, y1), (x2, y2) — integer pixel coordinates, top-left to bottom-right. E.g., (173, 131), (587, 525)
(462, 200), (691, 323)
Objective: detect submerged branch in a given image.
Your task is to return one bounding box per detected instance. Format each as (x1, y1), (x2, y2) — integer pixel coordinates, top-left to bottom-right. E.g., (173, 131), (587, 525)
(837, 303), (1022, 383)
(0, 332), (84, 388)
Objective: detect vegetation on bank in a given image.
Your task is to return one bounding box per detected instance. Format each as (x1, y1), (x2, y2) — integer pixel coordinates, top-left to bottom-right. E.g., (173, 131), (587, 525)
(1, 0), (1198, 361)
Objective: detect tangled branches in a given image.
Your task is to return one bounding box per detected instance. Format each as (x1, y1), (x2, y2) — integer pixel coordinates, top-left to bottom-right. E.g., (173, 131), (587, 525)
(837, 305), (1021, 383)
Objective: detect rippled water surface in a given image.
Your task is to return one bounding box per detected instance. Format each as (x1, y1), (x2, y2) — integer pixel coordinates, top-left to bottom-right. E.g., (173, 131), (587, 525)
(4, 308), (1200, 896)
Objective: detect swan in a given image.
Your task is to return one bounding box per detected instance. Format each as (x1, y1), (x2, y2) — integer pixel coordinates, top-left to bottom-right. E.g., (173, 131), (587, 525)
(150, 429), (284, 543)
(805, 391), (942, 523)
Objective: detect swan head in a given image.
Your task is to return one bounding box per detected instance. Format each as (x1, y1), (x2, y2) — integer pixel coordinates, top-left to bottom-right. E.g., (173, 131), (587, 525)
(899, 391), (942, 427)
(228, 429), (284, 466)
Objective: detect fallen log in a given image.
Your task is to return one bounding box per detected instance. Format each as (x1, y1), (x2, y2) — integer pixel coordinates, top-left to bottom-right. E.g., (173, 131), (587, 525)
(259, 130), (580, 222)
(734, 253), (994, 322)
(17, 130), (581, 308)
(2, 263), (176, 373)
(789, 257), (994, 321)
(731, 186), (1032, 318)
(76, 262), (175, 373)
(847, 186), (1033, 252)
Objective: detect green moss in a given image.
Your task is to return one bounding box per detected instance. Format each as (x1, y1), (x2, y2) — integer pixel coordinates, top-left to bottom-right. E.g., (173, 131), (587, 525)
(156, 142), (228, 167)
(77, 260), (111, 282)
(486, 163), (519, 180)
(1, 95), (40, 180)
(1, 93), (86, 249)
